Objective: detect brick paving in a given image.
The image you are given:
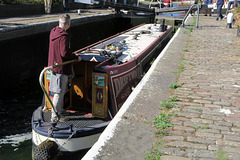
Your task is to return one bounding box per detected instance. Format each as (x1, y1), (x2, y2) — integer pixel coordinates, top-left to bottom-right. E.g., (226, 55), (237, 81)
(85, 14), (240, 160)
(160, 15), (240, 160)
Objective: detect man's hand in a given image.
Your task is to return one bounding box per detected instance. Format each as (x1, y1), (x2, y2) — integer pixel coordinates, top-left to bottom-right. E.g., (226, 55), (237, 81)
(78, 56), (82, 62)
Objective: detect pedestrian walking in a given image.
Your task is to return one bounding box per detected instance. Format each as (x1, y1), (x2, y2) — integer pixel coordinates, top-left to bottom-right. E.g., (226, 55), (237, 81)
(48, 14), (82, 122)
(203, 0), (212, 16)
(216, 0), (225, 20)
(44, 0), (52, 14)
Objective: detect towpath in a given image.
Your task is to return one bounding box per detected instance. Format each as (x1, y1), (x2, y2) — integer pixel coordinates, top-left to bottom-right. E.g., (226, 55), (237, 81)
(83, 15), (240, 160)
(0, 9), (115, 41)
(0, 9), (113, 28)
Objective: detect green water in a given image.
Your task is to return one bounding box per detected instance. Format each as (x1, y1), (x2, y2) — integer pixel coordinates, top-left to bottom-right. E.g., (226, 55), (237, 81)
(0, 139), (32, 160)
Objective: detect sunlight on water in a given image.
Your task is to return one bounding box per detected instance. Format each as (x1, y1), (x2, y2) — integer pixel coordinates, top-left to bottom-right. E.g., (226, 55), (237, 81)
(0, 132), (32, 147)
(0, 133), (32, 160)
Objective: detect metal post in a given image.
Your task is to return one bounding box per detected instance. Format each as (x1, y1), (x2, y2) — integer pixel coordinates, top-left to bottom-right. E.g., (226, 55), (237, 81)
(196, 4), (199, 28)
(157, 0), (162, 9)
(149, 0), (153, 8)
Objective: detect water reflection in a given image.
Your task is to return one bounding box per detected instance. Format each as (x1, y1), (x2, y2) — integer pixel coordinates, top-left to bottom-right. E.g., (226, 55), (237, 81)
(158, 4), (186, 17)
(0, 139), (32, 160)
(158, 12), (185, 17)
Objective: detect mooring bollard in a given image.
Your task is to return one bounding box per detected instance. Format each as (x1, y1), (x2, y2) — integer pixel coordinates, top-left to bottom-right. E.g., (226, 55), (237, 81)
(160, 19), (167, 32)
(226, 12), (234, 28)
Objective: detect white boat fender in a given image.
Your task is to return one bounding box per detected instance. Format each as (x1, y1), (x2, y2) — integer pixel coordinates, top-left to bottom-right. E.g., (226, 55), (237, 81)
(33, 140), (59, 160)
(226, 12), (234, 28)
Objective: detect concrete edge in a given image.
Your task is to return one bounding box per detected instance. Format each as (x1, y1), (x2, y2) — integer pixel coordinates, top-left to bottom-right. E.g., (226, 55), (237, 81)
(81, 17), (188, 160)
(0, 13), (115, 41)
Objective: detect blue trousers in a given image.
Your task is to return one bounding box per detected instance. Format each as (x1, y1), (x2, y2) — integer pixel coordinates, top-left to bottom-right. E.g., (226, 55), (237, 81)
(217, 3), (223, 19)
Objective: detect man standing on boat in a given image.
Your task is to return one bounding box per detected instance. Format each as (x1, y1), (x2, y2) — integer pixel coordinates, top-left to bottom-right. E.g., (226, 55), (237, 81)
(48, 14), (82, 122)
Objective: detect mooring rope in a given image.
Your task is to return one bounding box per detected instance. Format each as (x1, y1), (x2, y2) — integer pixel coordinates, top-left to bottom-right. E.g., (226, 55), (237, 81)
(47, 126), (77, 151)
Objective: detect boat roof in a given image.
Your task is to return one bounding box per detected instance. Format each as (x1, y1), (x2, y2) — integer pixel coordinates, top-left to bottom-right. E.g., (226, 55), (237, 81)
(78, 24), (169, 64)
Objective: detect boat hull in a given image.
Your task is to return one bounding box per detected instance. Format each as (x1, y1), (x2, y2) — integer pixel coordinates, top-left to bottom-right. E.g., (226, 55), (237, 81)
(104, 25), (173, 115)
(32, 130), (101, 152)
(32, 106), (109, 153)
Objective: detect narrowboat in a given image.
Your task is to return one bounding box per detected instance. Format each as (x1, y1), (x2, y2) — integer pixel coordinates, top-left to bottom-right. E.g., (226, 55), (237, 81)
(32, 23), (173, 158)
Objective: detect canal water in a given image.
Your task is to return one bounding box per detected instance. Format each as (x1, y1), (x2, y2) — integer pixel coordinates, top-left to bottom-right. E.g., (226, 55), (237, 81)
(0, 17), (154, 160)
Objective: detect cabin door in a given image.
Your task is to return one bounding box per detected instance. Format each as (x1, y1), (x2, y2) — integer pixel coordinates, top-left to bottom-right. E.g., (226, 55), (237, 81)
(92, 73), (108, 118)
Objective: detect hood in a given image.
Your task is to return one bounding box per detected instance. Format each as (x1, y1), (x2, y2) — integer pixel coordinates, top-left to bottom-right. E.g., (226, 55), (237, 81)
(50, 26), (68, 41)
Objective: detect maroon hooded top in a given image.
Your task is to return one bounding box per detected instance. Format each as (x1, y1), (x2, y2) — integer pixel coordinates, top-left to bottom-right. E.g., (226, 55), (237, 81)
(48, 26), (78, 75)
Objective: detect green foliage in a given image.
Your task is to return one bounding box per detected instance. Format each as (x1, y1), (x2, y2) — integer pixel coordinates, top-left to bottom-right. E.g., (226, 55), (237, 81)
(150, 58), (155, 66)
(145, 148), (163, 160)
(192, 16), (197, 26)
(160, 96), (178, 110)
(169, 83), (181, 89)
(143, 120), (150, 124)
(142, 58), (156, 77)
(173, 62), (185, 75)
(186, 27), (193, 32)
(153, 113), (174, 136)
(193, 125), (209, 130)
(179, 62), (185, 70)
(194, 108), (203, 112)
(179, 55), (184, 61)
(215, 150), (228, 160)
(168, 96), (178, 102)
(160, 100), (175, 110)
(232, 5), (240, 28)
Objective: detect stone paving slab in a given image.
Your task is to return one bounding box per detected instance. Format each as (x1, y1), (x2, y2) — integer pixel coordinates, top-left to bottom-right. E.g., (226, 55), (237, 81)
(83, 14), (240, 160)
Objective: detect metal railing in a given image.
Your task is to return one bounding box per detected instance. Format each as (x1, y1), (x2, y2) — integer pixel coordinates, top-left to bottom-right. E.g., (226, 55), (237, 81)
(182, 4), (200, 29)
(39, 60), (77, 122)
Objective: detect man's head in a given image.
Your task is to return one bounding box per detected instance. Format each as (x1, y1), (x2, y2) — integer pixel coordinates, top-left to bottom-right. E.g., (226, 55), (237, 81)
(59, 14), (71, 30)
